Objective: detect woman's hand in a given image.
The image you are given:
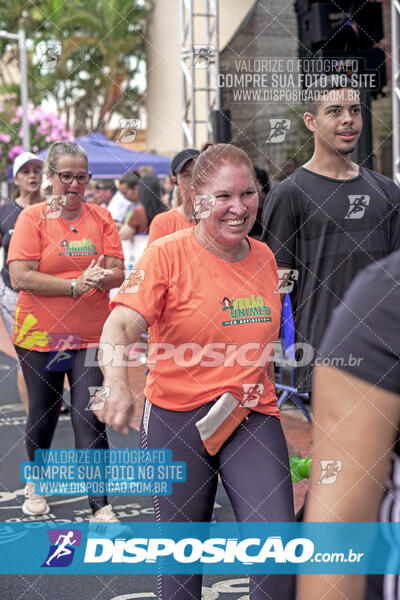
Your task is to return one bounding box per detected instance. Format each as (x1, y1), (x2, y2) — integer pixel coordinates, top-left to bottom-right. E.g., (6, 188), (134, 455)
(92, 376), (136, 434)
(76, 255), (113, 294)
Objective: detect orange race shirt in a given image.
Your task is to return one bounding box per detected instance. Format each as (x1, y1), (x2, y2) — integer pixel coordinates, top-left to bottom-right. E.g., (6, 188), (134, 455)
(147, 208), (193, 244)
(111, 228), (281, 416)
(8, 201), (124, 352)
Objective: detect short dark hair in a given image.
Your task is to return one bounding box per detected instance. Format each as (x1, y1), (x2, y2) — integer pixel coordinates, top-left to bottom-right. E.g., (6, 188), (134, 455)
(253, 167), (270, 195)
(95, 179), (116, 193)
(120, 171), (140, 189)
(305, 75), (360, 115)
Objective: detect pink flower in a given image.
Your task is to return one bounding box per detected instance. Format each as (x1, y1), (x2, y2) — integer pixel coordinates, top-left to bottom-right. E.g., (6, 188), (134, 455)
(0, 133), (10, 142)
(8, 145), (24, 159)
(33, 145), (39, 152)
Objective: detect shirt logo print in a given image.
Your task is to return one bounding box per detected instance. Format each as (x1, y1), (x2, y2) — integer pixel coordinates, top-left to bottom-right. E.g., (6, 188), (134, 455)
(344, 195), (370, 219)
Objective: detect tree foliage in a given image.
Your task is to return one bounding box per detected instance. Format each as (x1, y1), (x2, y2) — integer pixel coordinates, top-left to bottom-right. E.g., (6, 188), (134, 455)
(0, 0), (149, 136)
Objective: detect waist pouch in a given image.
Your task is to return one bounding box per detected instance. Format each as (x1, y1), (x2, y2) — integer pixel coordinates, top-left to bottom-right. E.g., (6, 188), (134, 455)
(195, 392), (250, 455)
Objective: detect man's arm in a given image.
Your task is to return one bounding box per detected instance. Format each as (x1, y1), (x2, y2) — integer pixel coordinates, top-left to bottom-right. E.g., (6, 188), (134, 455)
(297, 365), (400, 600)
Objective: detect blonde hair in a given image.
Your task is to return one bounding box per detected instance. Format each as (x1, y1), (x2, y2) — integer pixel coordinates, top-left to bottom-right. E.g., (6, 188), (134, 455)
(45, 142), (87, 175)
(192, 143), (255, 191)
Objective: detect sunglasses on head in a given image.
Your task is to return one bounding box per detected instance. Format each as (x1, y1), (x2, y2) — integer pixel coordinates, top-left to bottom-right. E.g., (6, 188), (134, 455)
(95, 184), (113, 190)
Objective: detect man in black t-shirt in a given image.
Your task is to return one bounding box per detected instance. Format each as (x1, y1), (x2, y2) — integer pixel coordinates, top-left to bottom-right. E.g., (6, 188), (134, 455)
(297, 250), (400, 600)
(261, 76), (400, 394)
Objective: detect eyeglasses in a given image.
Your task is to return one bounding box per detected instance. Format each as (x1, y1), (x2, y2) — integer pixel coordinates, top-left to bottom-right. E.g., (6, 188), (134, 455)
(54, 172), (92, 185)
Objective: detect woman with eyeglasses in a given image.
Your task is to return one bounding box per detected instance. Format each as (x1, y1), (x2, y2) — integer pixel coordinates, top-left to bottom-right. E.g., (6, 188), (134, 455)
(8, 142), (125, 522)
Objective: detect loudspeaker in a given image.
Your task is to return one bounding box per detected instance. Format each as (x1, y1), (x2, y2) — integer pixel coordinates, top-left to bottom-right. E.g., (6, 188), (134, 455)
(297, 1), (384, 51)
(212, 110), (232, 143)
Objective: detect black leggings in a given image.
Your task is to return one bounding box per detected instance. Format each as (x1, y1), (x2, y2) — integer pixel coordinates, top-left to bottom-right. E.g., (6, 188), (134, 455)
(140, 400), (295, 600)
(16, 346), (109, 514)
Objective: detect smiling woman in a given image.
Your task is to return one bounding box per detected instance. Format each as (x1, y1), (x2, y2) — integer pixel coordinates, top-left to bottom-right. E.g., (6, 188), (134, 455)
(95, 143), (295, 599)
(7, 141), (125, 524)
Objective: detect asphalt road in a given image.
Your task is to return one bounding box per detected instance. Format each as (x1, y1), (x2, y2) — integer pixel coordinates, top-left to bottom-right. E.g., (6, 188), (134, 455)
(0, 349), (252, 600)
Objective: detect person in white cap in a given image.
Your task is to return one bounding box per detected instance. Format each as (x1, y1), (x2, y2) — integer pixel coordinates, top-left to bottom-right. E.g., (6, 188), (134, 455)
(0, 152), (44, 412)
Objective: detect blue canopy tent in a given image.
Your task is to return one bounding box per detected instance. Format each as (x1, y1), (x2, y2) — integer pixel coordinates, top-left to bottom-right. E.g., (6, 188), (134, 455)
(7, 133), (171, 179)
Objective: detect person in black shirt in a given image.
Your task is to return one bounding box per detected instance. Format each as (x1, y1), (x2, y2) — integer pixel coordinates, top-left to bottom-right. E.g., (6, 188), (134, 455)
(261, 76), (400, 395)
(248, 166), (270, 240)
(297, 250), (400, 600)
(0, 152), (43, 411)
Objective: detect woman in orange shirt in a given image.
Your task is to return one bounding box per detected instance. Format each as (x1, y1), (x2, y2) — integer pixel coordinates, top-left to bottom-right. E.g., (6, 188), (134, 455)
(147, 148), (199, 243)
(8, 141), (125, 522)
(96, 144), (294, 599)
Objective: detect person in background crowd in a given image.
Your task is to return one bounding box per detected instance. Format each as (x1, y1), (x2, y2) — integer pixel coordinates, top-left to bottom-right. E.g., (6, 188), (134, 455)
(266, 156), (299, 187)
(95, 143), (295, 600)
(161, 174), (174, 208)
(147, 148), (199, 244)
(138, 165), (156, 177)
(248, 166), (270, 240)
(297, 250), (400, 600)
(0, 152), (44, 413)
(119, 175), (167, 241)
(118, 171), (141, 223)
(8, 141), (124, 521)
(83, 180), (96, 203)
(93, 179), (117, 208)
(261, 76), (400, 399)
(107, 172), (140, 224)
(278, 157), (298, 181)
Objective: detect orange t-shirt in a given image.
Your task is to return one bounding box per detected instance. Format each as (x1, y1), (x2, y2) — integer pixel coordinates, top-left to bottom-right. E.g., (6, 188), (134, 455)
(8, 201), (124, 352)
(147, 208), (192, 244)
(111, 228), (281, 416)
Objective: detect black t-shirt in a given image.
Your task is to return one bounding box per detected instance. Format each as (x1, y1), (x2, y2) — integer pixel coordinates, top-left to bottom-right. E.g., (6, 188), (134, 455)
(0, 200), (24, 288)
(261, 166), (400, 392)
(319, 250), (400, 394)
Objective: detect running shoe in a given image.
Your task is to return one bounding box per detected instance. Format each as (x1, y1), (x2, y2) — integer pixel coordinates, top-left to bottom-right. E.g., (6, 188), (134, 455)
(22, 482), (50, 516)
(89, 504), (120, 523)
(89, 505), (132, 538)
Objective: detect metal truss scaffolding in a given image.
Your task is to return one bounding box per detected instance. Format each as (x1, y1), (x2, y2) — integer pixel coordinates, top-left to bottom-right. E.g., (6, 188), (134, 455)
(179, 0), (220, 148)
(392, 0), (400, 186)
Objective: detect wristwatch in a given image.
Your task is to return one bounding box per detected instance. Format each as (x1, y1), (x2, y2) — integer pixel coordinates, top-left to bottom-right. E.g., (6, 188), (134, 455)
(68, 278), (78, 298)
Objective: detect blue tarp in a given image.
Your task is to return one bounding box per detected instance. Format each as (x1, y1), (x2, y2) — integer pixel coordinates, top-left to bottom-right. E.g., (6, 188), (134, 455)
(8, 133), (171, 179)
